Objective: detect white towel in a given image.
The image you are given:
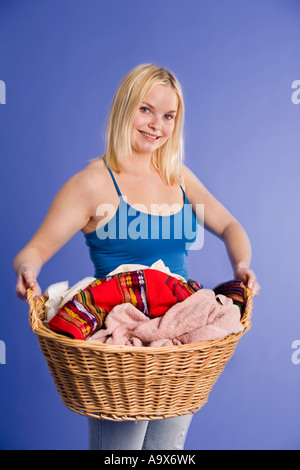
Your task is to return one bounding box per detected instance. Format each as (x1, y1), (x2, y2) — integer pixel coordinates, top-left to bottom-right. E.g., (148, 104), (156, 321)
(107, 259), (187, 282)
(44, 277), (96, 321)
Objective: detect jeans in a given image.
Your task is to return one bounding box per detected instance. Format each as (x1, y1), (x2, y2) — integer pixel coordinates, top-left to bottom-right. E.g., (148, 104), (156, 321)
(88, 414), (193, 450)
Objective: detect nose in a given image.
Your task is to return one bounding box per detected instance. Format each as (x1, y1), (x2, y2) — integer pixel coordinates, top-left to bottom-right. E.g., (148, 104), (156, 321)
(148, 113), (162, 131)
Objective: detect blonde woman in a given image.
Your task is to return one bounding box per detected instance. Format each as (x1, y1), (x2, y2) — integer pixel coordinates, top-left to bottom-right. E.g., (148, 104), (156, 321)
(14, 64), (260, 450)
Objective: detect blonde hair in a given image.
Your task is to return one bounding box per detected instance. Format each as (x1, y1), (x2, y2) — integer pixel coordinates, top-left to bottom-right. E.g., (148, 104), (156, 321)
(101, 64), (185, 186)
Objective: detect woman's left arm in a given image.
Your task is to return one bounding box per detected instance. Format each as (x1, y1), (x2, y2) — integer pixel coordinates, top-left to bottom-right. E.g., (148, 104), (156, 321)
(181, 165), (260, 296)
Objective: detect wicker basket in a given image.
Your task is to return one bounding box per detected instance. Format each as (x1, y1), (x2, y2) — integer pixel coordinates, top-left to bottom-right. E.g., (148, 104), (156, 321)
(27, 286), (253, 421)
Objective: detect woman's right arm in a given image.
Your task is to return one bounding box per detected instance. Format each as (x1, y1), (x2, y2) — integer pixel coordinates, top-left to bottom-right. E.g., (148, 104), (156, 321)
(14, 169), (97, 301)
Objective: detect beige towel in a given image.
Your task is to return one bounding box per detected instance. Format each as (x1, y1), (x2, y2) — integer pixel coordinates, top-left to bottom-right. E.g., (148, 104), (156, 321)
(88, 289), (243, 347)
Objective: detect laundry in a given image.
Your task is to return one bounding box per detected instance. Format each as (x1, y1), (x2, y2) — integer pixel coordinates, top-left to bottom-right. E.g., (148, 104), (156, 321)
(44, 281), (69, 322)
(213, 279), (247, 313)
(47, 269), (202, 340)
(44, 277), (96, 321)
(87, 288), (244, 347)
(107, 259), (187, 282)
(44, 260), (185, 322)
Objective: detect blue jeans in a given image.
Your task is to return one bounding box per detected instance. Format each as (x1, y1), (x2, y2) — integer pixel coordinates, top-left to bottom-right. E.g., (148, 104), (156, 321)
(88, 414), (193, 450)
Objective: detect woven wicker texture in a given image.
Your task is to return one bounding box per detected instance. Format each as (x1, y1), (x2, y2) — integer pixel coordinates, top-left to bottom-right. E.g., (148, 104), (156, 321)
(27, 286), (253, 421)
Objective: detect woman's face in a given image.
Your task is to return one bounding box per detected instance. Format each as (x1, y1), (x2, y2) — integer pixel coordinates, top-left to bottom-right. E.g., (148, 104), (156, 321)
(130, 84), (178, 157)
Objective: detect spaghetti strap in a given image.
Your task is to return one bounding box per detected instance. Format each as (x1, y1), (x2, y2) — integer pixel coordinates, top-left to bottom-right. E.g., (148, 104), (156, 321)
(103, 158), (122, 197)
(104, 156), (185, 202)
(179, 184), (188, 202)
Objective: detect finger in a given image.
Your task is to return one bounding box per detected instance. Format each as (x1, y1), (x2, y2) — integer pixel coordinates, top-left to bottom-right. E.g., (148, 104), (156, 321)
(16, 283), (41, 302)
(15, 286), (28, 302)
(15, 275), (27, 298)
(32, 283), (42, 300)
(22, 270), (36, 289)
(16, 291), (27, 302)
(246, 271), (257, 289)
(252, 282), (261, 296)
(15, 270), (39, 302)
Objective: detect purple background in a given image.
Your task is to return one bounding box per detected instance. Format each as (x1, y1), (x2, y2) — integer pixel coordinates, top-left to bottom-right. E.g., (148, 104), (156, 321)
(1, 0), (300, 450)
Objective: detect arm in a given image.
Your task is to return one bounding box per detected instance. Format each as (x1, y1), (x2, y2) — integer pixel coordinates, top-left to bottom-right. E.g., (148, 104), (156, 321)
(14, 170), (96, 301)
(181, 165), (260, 295)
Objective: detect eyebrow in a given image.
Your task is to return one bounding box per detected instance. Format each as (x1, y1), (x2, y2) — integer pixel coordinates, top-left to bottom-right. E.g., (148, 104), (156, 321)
(141, 101), (177, 114)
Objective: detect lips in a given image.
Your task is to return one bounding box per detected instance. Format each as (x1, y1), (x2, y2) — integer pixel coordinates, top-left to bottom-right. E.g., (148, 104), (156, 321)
(139, 130), (161, 142)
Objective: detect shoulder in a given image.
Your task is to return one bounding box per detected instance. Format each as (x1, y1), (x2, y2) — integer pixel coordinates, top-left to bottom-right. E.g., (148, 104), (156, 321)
(179, 163), (216, 206)
(180, 164), (194, 183)
(179, 164), (203, 194)
(79, 156), (107, 183)
(57, 157), (110, 210)
(66, 157), (107, 194)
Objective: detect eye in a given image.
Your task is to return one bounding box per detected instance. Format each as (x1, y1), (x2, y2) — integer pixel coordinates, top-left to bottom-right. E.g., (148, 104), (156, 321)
(140, 106), (150, 113)
(164, 114), (174, 120)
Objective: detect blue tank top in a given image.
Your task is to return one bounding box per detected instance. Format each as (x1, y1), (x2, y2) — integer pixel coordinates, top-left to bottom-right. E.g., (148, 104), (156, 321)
(84, 161), (198, 280)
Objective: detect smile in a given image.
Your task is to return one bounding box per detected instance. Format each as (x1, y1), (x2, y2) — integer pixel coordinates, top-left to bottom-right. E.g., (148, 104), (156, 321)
(139, 131), (161, 141)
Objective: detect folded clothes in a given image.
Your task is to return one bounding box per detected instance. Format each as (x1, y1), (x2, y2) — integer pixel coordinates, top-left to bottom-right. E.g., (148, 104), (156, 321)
(48, 269), (202, 340)
(87, 288), (244, 347)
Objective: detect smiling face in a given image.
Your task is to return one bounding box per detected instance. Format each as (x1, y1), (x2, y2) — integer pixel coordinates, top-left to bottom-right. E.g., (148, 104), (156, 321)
(130, 84), (178, 157)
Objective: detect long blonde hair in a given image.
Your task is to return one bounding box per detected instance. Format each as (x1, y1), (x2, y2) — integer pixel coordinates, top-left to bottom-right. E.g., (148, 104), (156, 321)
(102, 64), (185, 186)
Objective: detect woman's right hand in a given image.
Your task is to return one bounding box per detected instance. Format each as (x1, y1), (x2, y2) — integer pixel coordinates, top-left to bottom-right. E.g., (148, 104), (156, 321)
(15, 265), (42, 302)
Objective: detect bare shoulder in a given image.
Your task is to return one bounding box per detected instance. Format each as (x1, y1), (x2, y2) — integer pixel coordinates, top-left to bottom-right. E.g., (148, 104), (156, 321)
(180, 163), (237, 235)
(180, 164), (205, 195)
(180, 163), (221, 207)
(64, 157), (108, 201)
(180, 164), (195, 183)
(75, 157), (107, 188)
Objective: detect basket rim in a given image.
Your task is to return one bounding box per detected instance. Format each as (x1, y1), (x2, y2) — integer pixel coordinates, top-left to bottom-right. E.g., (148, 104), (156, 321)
(27, 285), (253, 354)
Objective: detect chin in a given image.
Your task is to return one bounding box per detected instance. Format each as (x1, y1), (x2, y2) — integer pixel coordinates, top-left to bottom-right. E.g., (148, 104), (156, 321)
(133, 142), (159, 154)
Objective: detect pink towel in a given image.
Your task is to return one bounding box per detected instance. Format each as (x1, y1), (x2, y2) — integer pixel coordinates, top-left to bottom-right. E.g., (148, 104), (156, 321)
(87, 289), (244, 347)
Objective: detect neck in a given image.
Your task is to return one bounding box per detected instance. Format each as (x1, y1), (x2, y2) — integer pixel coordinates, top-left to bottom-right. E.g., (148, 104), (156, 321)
(122, 151), (155, 175)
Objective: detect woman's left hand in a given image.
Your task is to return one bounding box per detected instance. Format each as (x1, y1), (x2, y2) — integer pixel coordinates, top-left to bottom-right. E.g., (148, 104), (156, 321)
(235, 267), (260, 296)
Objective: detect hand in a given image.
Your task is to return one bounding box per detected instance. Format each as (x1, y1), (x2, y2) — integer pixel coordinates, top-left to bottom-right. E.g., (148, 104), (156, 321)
(15, 264), (42, 302)
(235, 266), (260, 296)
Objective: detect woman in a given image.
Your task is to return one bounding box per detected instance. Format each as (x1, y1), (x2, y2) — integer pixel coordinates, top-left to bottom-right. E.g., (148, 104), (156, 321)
(14, 64), (260, 450)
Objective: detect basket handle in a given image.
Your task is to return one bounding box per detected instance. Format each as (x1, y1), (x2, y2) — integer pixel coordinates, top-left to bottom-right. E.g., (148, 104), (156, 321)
(27, 287), (47, 332)
(242, 286), (254, 327)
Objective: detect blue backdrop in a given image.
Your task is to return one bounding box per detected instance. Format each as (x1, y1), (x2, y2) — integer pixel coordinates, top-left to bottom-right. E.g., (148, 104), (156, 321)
(1, 0), (300, 450)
